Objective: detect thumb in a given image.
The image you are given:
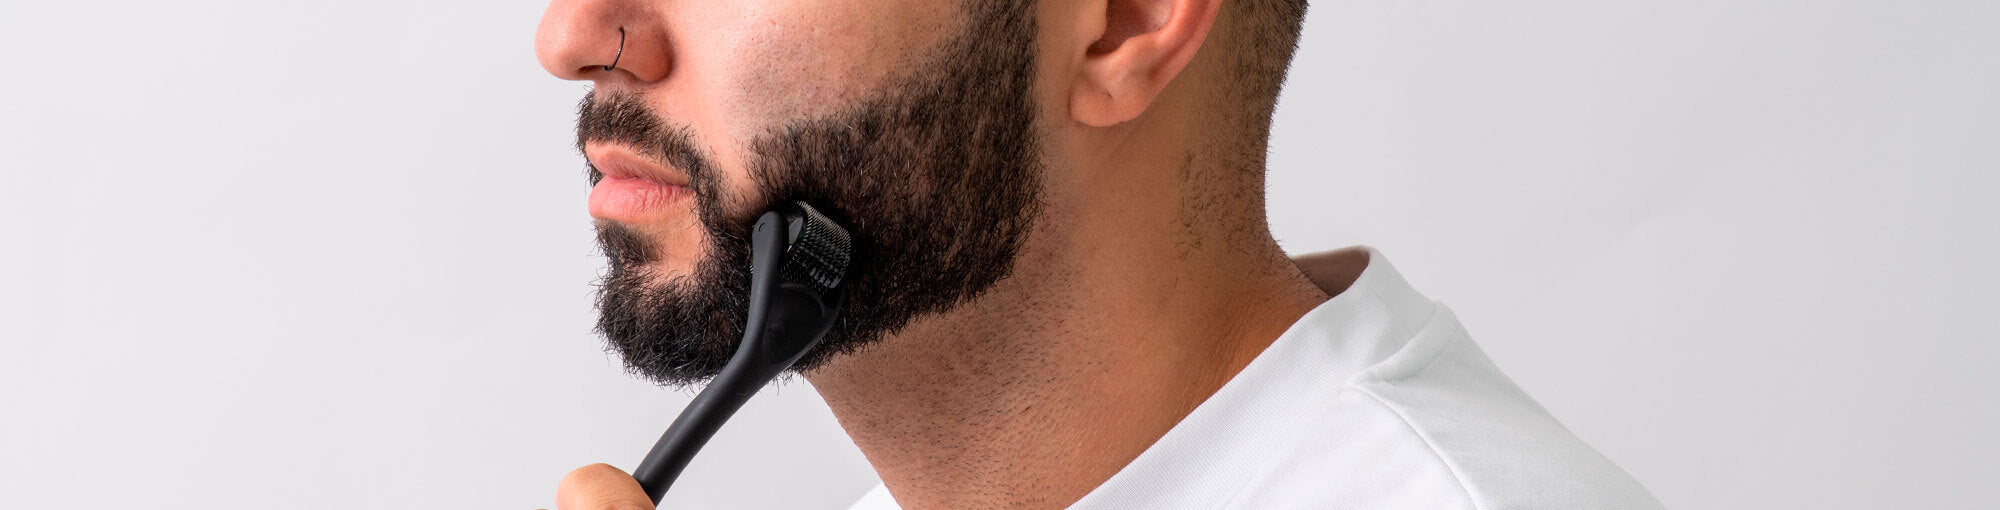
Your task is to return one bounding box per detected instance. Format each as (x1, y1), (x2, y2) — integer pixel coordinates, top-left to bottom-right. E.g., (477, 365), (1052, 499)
(557, 463), (656, 510)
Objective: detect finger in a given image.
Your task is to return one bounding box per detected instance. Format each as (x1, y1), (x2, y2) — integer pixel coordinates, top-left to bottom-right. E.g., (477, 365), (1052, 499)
(557, 463), (655, 510)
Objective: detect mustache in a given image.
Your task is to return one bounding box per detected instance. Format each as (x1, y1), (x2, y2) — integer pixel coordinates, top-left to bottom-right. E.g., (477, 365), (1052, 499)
(574, 90), (717, 191)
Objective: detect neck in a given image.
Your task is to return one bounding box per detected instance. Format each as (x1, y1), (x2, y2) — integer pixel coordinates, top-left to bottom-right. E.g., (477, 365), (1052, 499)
(803, 146), (1329, 508)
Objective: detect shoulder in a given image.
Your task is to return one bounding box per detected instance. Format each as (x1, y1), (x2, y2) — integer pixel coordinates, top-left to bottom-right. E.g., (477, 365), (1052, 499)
(1309, 307), (1664, 509)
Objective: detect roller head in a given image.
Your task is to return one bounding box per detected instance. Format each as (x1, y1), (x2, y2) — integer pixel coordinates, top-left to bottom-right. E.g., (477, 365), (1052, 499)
(777, 201), (852, 297)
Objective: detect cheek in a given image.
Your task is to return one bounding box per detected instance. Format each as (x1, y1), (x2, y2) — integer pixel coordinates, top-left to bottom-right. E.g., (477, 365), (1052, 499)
(661, 0), (957, 215)
(724, 33), (856, 139)
(694, 1), (951, 142)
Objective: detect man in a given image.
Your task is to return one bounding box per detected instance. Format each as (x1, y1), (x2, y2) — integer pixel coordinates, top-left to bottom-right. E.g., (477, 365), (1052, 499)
(534, 0), (1663, 506)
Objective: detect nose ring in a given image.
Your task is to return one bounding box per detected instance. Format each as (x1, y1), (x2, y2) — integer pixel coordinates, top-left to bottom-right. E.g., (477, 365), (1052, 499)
(604, 27), (625, 72)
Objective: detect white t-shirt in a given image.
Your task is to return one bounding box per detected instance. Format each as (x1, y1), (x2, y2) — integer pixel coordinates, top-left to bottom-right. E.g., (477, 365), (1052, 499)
(848, 247), (1663, 509)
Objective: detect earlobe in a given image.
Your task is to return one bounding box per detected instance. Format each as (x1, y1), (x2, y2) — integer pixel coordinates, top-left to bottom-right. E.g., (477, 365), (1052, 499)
(1069, 52), (1155, 127)
(1066, 0), (1222, 127)
(1071, 83), (1128, 128)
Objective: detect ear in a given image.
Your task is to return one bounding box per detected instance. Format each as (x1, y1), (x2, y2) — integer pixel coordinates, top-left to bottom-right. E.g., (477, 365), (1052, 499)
(1067, 0), (1223, 127)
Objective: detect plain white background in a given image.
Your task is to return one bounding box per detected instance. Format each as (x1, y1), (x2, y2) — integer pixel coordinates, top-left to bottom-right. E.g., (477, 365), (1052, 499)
(0, 0), (1992, 508)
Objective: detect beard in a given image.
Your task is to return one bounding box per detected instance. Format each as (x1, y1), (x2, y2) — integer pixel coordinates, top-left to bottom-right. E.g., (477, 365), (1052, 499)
(576, 0), (1045, 387)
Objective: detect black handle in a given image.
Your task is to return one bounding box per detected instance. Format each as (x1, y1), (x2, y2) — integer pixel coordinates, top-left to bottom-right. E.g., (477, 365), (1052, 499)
(629, 207), (846, 504)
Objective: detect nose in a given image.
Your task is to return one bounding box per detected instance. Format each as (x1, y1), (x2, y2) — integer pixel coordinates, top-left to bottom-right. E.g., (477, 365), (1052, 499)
(535, 0), (670, 83)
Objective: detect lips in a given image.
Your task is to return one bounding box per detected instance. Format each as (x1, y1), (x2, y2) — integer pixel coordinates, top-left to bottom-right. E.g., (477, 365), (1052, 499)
(585, 144), (695, 221)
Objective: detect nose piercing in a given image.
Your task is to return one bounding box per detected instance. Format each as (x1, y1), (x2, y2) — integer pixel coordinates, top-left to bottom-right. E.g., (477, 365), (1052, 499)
(604, 27), (626, 72)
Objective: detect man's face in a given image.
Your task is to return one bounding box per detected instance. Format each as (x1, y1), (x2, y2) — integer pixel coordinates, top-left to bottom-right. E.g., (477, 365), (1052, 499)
(537, 0), (1047, 385)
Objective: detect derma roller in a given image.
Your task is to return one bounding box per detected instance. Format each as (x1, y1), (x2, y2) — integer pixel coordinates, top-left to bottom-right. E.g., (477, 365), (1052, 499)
(631, 201), (854, 503)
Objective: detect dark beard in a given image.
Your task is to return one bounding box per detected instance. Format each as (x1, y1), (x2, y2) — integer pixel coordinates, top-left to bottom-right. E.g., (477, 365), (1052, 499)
(578, 0), (1044, 387)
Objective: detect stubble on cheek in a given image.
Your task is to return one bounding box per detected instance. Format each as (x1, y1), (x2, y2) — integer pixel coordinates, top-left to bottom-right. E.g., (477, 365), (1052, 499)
(714, 5), (956, 143)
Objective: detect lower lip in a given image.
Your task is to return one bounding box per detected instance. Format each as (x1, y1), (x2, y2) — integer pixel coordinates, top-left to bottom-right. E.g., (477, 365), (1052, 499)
(589, 176), (693, 220)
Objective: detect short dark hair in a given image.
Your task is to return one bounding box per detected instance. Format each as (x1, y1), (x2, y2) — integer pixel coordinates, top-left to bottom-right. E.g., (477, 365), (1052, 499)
(1226, 0), (1310, 142)
(1180, 0), (1311, 238)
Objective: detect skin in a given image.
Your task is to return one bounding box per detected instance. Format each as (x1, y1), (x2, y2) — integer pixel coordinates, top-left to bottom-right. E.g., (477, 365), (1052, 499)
(535, 0), (1331, 507)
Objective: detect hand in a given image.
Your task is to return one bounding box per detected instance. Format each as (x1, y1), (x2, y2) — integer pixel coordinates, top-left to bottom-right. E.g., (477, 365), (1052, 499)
(555, 463), (655, 510)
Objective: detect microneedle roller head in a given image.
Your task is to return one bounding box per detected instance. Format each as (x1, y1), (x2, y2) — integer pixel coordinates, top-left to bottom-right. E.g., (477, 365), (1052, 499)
(778, 201), (852, 298)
